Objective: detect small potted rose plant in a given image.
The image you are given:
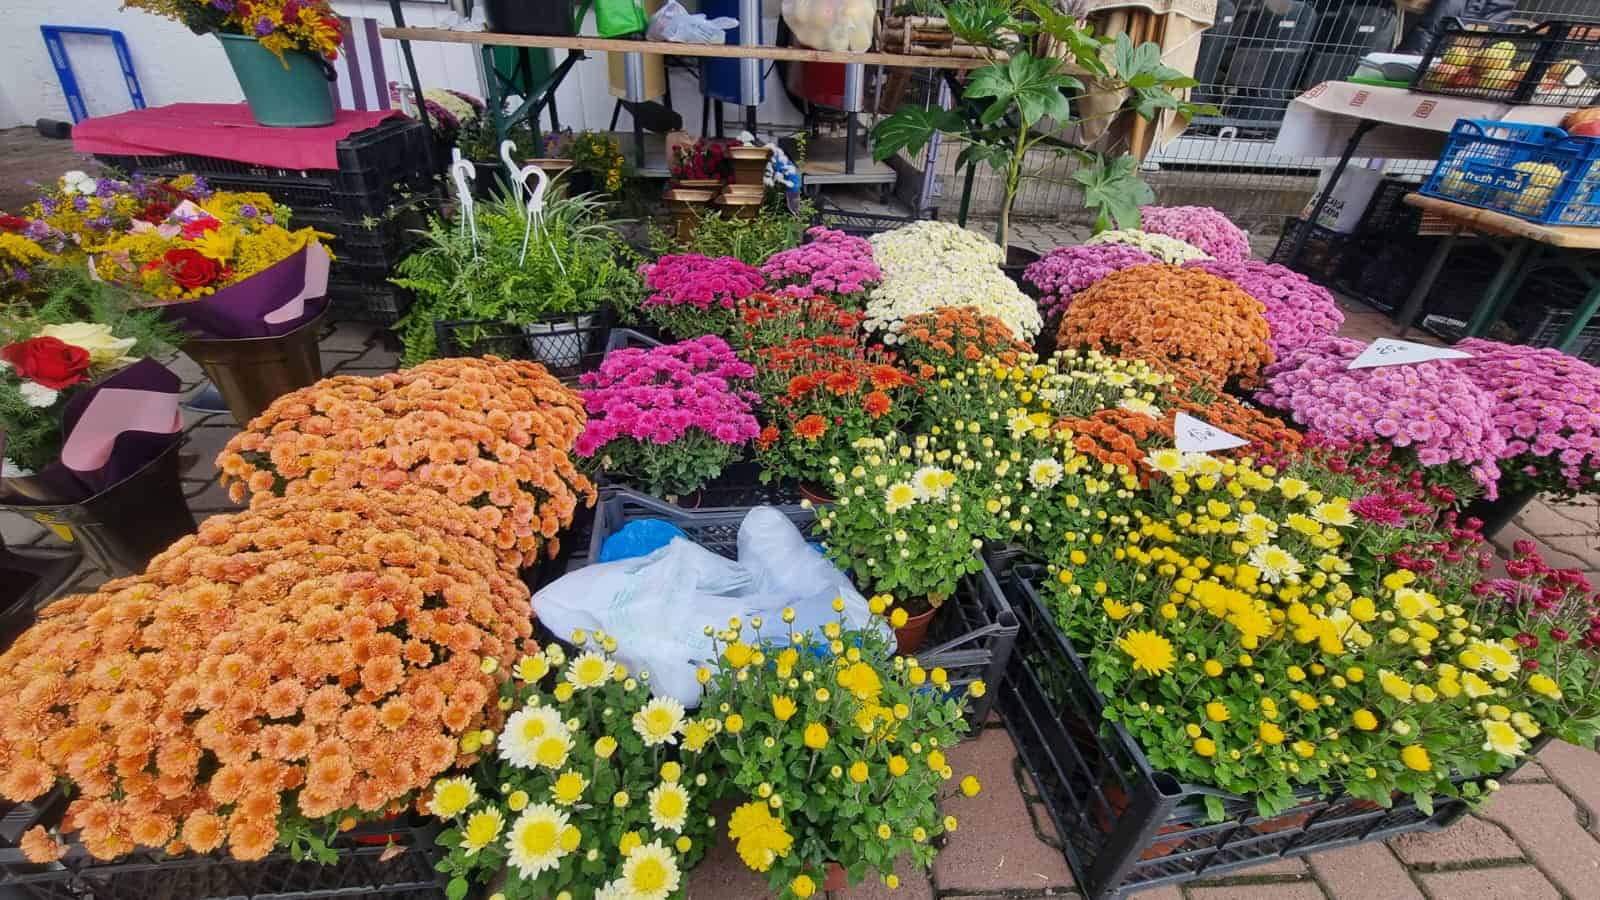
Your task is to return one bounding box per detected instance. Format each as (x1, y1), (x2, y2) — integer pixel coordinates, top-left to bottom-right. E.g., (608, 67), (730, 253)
(575, 335), (762, 503)
(699, 606), (981, 896)
(432, 634), (722, 900)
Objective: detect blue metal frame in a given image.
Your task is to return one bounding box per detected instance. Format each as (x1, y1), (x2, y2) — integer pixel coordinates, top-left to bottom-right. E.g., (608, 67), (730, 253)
(39, 25), (146, 123)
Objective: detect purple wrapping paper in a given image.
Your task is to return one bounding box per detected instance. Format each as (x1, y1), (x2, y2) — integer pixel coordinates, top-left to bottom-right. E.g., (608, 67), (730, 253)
(0, 359), (184, 505)
(160, 241), (331, 341)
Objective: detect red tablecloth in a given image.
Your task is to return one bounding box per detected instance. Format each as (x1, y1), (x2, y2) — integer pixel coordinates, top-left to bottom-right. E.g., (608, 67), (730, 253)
(73, 103), (404, 171)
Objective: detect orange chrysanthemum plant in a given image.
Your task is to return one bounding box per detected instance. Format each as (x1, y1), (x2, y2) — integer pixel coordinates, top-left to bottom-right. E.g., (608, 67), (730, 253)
(1057, 263), (1273, 386)
(1144, 357), (1304, 458)
(217, 357), (595, 571)
(895, 306), (1032, 380)
(733, 290), (865, 352)
(752, 337), (919, 486)
(0, 488), (531, 863)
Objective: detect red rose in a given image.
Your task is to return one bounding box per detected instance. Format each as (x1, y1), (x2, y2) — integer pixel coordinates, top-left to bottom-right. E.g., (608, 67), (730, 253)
(163, 248), (222, 291)
(180, 217), (222, 240)
(1, 337), (92, 390)
(136, 202), (175, 224)
(0, 214), (29, 232)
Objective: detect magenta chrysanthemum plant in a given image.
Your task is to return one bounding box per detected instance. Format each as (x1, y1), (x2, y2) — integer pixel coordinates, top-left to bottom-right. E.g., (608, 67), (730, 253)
(1139, 205), (1251, 262)
(1186, 259), (1345, 358)
(639, 254), (766, 338)
(1455, 338), (1600, 499)
(760, 227), (881, 302)
(1023, 244), (1154, 320)
(1257, 336), (1507, 497)
(576, 335), (761, 498)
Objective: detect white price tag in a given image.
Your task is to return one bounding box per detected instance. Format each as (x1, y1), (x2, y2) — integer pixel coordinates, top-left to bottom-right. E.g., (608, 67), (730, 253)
(1174, 412), (1248, 453)
(1347, 338), (1472, 370)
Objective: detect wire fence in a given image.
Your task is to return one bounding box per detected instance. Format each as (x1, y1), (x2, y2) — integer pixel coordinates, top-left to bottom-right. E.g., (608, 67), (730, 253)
(888, 0), (1600, 229)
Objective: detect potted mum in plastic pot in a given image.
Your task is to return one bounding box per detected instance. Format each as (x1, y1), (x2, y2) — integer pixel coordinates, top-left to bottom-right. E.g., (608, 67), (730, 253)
(575, 336), (763, 505)
(123, 0), (344, 127)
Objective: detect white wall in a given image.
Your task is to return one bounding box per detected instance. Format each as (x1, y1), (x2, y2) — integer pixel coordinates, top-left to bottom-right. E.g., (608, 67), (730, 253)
(1, 0), (804, 138)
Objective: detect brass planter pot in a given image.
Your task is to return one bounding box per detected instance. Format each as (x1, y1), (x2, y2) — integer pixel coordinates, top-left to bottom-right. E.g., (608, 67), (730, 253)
(182, 312), (326, 425)
(726, 145), (772, 186)
(665, 188), (717, 242)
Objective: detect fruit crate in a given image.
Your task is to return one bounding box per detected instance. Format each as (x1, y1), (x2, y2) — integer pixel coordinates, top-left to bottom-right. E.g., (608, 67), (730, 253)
(95, 117), (442, 219)
(996, 565), (1542, 900)
(433, 308), (613, 381)
(584, 490), (1017, 726)
(1421, 119), (1600, 226)
(1411, 19), (1600, 107)
(0, 790), (445, 900)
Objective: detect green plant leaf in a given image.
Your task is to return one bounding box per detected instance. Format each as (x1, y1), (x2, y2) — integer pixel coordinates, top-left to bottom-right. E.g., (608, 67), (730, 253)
(938, 0), (1015, 51)
(1072, 152), (1153, 232)
(871, 107), (962, 162)
(964, 53), (1077, 129)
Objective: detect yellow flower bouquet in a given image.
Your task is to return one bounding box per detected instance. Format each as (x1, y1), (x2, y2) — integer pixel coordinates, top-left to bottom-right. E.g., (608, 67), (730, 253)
(698, 603), (979, 897)
(431, 634), (721, 900)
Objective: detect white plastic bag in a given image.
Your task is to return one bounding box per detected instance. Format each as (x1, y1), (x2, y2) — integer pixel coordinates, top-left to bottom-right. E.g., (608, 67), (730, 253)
(781, 0), (875, 52)
(532, 507), (881, 706)
(647, 0), (738, 44)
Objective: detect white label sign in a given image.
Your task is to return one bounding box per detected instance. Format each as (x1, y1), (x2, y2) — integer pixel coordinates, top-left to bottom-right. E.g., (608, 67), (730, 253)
(1347, 338), (1472, 370)
(1174, 412), (1249, 453)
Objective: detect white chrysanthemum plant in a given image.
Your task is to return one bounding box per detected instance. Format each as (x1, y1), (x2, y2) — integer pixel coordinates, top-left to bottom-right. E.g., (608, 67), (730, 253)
(866, 222), (1043, 343)
(1084, 229), (1211, 264)
(430, 634), (726, 900)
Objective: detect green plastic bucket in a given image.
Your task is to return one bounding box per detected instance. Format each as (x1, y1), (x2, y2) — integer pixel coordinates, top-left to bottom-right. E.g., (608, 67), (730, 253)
(218, 32), (336, 127)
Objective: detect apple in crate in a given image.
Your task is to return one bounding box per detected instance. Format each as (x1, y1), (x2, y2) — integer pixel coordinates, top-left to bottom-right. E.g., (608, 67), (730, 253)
(1562, 107), (1600, 138)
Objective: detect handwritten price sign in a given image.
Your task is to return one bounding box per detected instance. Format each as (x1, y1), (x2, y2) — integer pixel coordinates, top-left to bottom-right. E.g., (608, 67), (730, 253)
(1174, 412), (1248, 452)
(1348, 338), (1472, 370)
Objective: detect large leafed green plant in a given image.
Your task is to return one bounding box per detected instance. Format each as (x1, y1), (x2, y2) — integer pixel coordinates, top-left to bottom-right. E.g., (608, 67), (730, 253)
(873, 0), (1211, 248)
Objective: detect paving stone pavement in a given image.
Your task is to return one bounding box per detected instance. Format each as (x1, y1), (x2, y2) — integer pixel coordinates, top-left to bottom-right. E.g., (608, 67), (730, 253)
(5, 241), (1600, 899)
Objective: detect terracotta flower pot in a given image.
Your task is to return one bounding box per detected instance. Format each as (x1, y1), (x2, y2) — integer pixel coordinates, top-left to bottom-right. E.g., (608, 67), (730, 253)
(894, 605), (939, 654)
(823, 862), (848, 891)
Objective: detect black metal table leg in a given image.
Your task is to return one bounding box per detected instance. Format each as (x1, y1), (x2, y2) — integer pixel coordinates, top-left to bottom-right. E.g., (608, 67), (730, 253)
(388, 0), (436, 172)
(1393, 228), (1459, 337)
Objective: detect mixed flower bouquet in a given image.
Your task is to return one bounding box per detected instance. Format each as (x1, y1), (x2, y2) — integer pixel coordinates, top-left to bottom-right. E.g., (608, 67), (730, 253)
(91, 190), (325, 303)
(22, 170), (213, 255)
(1085, 228), (1211, 264)
(752, 338), (919, 485)
(759, 227), (881, 301)
(217, 357), (595, 570)
(434, 635), (720, 900)
(1187, 259), (1345, 359)
(1139, 205), (1252, 262)
(575, 336), (761, 499)
(639, 254), (766, 339)
(122, 0), (345, 62)
(1043, 449), (1550, 818)
(1455, 339), (1600, 499)
(1058, 264), (1273, 385)
(4, 488), (530, 863)
(0, 269), (178, 474)
(1257, 337), (1505, 498)
(894, 306), (1031, 379)
(1022, 244), (1156, 322)
(701, 608), (979, 896)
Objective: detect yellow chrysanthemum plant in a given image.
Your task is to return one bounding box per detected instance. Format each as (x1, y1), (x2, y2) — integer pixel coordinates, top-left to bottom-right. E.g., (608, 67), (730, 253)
(699, 602), (981, 897)
(431, 634), (721, 900)
(1044, 448), (1555, 820)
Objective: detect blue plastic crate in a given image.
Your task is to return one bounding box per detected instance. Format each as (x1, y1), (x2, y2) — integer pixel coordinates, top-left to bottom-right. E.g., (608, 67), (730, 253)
(1420, 118), (1600, 227)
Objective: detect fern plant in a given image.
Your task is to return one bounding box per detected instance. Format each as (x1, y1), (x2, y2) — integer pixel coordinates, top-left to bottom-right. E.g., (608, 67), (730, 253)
(390, 192), (637, 365)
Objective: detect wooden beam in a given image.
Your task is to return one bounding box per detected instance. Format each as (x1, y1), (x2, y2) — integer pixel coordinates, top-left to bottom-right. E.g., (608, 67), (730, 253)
(379, 27), (990, 70)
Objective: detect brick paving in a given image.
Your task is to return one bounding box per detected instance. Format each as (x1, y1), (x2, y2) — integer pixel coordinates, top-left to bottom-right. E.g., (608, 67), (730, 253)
(3, 220), (1599, 899)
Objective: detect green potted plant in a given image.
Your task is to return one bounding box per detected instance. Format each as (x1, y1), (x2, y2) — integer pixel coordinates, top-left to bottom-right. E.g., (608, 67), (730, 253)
(872, 0), (1208, 257)
(391, 192), (635, 367)
(123, 0), (343, 127)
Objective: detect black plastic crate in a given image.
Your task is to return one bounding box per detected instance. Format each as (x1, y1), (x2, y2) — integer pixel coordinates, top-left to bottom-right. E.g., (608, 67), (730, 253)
(1355, 178), (1425, 237)
(1411, 20), (1600, 107)
(0, 806), (444, 900)
(996, 566), (1539, 900)
(1269, 218), (1357, 289)
(96, 118), (442, 219)
(596, 462), (804, 510)
(1524, 306), (1600, 364)
(327, 279), (414, 327)
(433, 309), (612, 380)
(584, 491), (1017, 725)
(814, 198), (933, 237)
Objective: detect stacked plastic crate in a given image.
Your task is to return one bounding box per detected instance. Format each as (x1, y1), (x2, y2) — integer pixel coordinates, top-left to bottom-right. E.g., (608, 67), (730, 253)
(96, 117), (440, 327)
